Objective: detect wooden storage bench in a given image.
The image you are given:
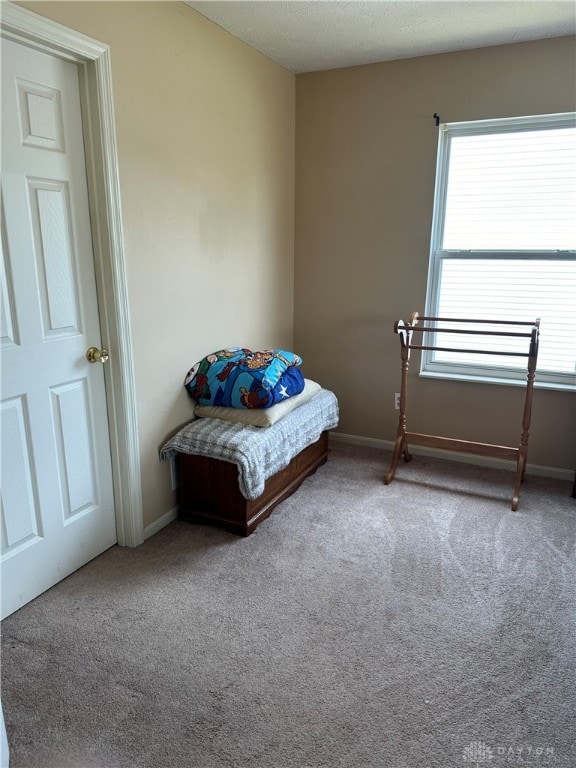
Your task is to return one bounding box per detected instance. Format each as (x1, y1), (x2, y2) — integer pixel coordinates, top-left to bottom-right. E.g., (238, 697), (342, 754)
(177, 431), (329, 536)
(160, 388), (339, 536)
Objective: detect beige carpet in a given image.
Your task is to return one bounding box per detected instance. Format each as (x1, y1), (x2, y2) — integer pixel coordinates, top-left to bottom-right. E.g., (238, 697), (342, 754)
(2, 442), (575, 768)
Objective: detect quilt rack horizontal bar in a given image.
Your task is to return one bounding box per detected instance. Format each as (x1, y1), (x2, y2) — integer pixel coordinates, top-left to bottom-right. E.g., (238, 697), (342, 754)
(405, 432), (519, 461)
(394, 313), (540, 358)
(416, 316), (537, 326)
(408, 345), (530, 357)
(404, 326), (534, 338)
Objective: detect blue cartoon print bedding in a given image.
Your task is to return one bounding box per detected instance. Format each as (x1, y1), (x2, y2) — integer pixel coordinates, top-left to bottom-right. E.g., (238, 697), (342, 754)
(184, 348), (305, 408)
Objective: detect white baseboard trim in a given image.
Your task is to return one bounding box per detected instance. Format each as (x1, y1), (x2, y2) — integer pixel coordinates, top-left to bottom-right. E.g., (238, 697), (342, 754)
(330, 431), (574, 482)
(144, 506), (178, 540)
(144, 435), (572, 537)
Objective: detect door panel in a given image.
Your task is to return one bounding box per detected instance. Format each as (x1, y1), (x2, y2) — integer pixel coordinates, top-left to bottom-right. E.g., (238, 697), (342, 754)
(1, 396), (41, 550)
(1, 38), (117, 619)
(30, 179), (82, 337)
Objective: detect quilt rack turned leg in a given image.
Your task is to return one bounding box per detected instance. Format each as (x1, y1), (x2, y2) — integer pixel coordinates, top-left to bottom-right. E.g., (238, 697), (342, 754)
(511, 342), (537, 511)
(384, 319), (412, 485)
(384, 433), (412, 486)
(512, 451), (527, 512)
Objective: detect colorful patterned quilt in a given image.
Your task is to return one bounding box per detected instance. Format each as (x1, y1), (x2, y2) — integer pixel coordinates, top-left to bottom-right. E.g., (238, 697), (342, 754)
(184, 347), (304, 409)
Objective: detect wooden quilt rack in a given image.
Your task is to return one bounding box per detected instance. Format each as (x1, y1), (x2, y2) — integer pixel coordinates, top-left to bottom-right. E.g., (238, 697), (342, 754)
(384, 312), (540, 510)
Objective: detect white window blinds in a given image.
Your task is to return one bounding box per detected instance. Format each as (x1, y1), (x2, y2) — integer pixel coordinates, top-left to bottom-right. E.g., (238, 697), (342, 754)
(442, 128), (576, 251)
(434, 259), (576, 374)
(424, 113), (576, 389)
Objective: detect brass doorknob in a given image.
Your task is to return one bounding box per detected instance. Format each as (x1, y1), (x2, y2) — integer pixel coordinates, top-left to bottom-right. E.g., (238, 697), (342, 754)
(86, 346), (110, 364)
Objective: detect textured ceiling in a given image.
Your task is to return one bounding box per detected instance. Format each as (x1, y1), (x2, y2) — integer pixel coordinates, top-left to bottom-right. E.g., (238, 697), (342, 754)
(185, 0), (576, 73)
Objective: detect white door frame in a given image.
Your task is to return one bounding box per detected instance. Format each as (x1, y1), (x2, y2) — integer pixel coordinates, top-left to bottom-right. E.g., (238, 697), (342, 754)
(1, 3), (144, 547)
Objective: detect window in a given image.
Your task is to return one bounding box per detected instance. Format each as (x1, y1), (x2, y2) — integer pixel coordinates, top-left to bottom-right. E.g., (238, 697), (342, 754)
(423, 113), (576, 390)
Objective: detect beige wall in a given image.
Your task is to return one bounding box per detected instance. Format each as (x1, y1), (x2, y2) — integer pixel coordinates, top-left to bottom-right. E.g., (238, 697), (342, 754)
(19, 1), (296, 527)
(8, 4), (575, 538)
(295, 36), (576, 472)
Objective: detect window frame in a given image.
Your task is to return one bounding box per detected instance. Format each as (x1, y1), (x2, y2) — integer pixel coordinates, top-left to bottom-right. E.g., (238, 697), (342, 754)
(422, 112), (576, 391)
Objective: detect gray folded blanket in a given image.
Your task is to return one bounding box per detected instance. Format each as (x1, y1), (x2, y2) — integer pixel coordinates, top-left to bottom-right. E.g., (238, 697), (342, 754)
(160, 389), (339, 499)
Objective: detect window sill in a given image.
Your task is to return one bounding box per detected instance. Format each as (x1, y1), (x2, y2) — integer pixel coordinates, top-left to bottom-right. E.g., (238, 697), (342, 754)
(419, 369), (576, 392)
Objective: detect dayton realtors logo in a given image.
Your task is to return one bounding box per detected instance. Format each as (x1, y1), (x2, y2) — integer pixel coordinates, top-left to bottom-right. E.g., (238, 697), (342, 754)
(463, 741), (494, 765)
(462, 741), (556, 766)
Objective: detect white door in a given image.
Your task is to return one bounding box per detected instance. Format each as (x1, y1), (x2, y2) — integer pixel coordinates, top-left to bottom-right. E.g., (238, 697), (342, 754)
(1, 38), (117, 619)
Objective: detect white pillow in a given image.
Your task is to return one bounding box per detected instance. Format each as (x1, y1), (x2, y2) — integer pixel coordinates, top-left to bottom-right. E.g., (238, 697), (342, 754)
(194, 379), (322, 427)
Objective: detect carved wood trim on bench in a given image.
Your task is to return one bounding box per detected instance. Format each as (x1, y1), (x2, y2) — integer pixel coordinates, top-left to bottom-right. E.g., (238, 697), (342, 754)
(177, 431), (329, 536)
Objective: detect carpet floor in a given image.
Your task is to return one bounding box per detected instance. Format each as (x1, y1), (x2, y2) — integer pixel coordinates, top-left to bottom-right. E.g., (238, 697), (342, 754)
(1, 442), (575, 768)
